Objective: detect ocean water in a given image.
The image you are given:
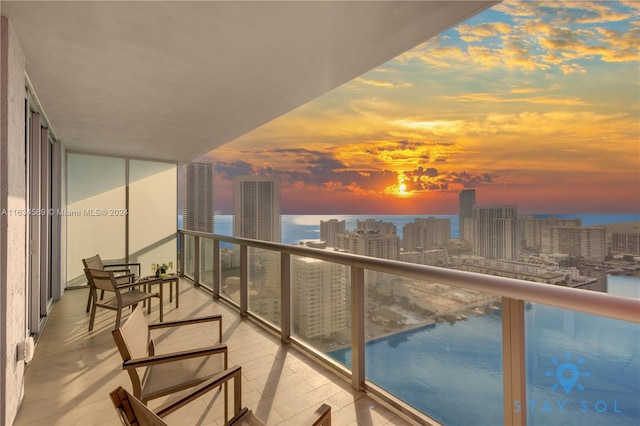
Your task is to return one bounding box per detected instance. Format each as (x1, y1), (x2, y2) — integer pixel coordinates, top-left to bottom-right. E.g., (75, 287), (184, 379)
(210, 213), (639, 243)
(328, 275), (640, 426)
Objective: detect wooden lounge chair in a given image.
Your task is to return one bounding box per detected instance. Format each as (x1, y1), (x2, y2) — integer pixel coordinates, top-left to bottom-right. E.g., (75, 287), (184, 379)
(85, 268), (161, 332)
(83, 254), (141, 312)
(110, 365), (332, 426)
(111, 306), (226, 406)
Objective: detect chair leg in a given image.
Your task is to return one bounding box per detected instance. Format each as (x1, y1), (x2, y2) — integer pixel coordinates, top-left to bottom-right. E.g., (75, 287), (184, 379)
(88, 303), (97, 332)
(86, 290), (93, 313)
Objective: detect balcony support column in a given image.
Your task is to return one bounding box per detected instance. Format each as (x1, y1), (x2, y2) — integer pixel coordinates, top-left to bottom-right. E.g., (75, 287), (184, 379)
(502, 297), (527, 426)
(193, 235), (200, 286)
(240, 245), (248, 316)
(280, 253), (290, 343)
(351, 266), (365, 391)
(213, 239), (220, 297)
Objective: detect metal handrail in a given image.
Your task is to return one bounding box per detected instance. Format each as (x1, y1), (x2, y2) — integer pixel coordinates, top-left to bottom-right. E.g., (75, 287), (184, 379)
(179, 229), (639, 323)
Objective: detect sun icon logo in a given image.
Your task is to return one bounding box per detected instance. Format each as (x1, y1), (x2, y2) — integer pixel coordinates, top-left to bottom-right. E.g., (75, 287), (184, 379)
(546, 352), (591, 394)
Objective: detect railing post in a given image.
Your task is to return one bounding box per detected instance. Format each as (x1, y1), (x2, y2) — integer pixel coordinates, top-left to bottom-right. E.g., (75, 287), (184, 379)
(280, 252), (291, 343)
(213, 239), (220, 297)
(240, 244), (248, 316)
(502, 297), (527, 426)
(193, 235), (200, 286)
(178, 231), (185, 277)
(351, 266), (365, 391)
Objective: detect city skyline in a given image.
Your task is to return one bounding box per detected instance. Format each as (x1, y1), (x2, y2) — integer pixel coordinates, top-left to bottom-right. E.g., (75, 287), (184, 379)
(202, 1), (639, 215)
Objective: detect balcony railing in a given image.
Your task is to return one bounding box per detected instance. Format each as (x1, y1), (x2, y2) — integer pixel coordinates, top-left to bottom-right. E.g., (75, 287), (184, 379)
(178, 229), (640, 426)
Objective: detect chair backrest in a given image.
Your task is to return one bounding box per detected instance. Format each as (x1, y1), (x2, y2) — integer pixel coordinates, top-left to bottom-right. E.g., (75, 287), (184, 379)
(82, 255), (105, 271)
(110, 386), (167, 426)
(112, 306), (154, 397)
(85, 268), (117, 293)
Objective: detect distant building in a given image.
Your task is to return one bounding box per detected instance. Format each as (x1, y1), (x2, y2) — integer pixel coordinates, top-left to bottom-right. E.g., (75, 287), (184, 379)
(471, 205), (519, 260)
(541, 226), (606, 261)
(612, 232), (640, 255)
(458, 190), (476, 241)
(522, 216), (582, 250)
(337, 230), (400, 260)
(402, 217), (450, 251)
(356, 218), (396, 235)
(320, 219), (346, 248)
(291, 257), (348, 339)
(233, 175), (281, 242)
(182, 162), (214, 232)
(400, 248), (448, 266)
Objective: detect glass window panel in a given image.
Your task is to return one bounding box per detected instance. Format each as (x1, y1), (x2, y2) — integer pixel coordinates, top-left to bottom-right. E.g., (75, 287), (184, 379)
(220, 243), (241, 305)
(128, 160), (177, 278)
(334, 272), (503, 425)
(292, 256), (351, 353)
(183, 235), (196, 279)
(66, 153), (125, 286)
(247, 247), (281, 327)
(525, 276), (640, 426)
(200, 238), (214, 289)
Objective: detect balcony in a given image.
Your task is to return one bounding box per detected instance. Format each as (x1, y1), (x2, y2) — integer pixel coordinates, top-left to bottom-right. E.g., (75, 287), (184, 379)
(15, 280), (414, 426)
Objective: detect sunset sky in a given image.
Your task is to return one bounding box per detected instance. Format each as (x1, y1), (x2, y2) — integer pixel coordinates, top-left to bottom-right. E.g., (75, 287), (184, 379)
(203, 1), (640, 215)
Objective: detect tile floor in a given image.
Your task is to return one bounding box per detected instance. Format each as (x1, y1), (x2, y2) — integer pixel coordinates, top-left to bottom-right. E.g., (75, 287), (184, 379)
(13, 281), (420, 426)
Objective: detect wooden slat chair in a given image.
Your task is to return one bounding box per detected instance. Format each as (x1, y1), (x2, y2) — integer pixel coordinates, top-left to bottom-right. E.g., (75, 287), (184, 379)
(110, 365), (332, 426)
(85, 269), (161, 332)
(111, 306), (227, 407)
(83, 254), (141, 312)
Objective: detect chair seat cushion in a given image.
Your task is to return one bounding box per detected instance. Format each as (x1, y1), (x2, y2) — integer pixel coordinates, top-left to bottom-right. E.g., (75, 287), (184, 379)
(142, 354), (225, 401)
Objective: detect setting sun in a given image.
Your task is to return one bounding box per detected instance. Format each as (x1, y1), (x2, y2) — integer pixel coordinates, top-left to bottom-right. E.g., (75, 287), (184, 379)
(399, 182), (408, 195)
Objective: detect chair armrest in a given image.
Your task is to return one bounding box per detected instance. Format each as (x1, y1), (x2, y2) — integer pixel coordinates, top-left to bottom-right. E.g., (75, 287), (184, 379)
(155, 365), (242, 418)
(311, 404), (332, 426)
(149, 315), (223, 342)
(106, 268), (131, 274)
(123, 344), (227, 369)
(115, 274), (136, 285)
(105, 262), (141, 276)
(149, 315), (222, 329)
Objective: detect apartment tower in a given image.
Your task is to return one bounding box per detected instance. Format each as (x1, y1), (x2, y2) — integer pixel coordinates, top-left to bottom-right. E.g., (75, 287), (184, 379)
(182, 162), (214, 232)
(471, 205), (519, 260)
(459, 189), (476, 241)
(320, 219), (346, 247)
(233, 175), (281, 242)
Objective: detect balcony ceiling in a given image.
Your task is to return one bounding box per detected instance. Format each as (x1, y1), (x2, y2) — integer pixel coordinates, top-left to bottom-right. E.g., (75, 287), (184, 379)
(2, 1), (497, 163)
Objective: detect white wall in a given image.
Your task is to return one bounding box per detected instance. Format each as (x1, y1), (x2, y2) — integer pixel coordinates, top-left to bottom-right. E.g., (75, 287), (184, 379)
(0, 15), (28, 426)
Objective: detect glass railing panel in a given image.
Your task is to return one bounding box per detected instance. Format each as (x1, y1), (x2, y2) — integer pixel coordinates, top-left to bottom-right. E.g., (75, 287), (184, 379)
(200, 238), (214, 289)
(291, 256), (351, 355)
(183, 234), (195, 279)
(363, 272), (503, 425)
(247, 247), (281, 327)
(220, 243), (241, 304)
(525, 276), (640, 426)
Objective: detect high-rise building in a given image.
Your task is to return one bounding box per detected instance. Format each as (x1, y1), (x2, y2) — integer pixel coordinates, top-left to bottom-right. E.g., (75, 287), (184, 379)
(320, 219), (346, 248)
(612, 232), (640, 255)
(182, 162), (214, 232)
(522, 216), (582, 250)
(471, 205), (519, 260)
(458, 190), (476, 241)
(542, 227), (606, 261)
(402, 217), (450, 251)
(356, 219), (396, 236)
(291, 257), (348, 340)
(233, 175), (281, 242)
(337, 230), (400, 260)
